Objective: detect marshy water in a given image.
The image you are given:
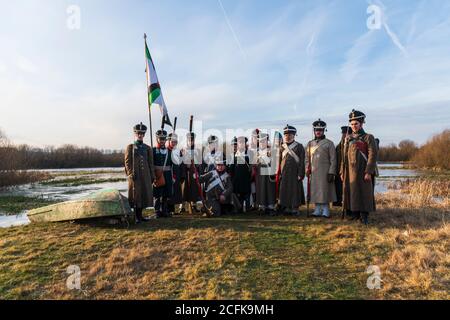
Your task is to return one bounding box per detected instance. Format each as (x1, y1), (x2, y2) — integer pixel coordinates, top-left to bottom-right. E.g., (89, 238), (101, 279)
(0, 163), (421, 227)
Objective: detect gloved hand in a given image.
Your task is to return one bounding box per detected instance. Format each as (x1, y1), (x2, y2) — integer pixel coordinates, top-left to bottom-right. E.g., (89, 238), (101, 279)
(327, 174), (335, 183)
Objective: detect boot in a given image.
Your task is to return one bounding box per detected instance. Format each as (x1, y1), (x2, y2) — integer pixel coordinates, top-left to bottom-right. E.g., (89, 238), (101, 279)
(361, 212), (369, 225)
(155, 198), (163, 218)
(135, 208), (144, 223)
(312, 204), (321, 217)
(322, 204), (330, 218)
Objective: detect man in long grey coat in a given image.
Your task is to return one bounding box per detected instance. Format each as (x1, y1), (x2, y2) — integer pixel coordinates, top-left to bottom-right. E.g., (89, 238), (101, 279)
(124, 123), (155, 223)
(340, 110), (378, 225)
(279, 125), (306, 215)
(306, 119), (337, 218)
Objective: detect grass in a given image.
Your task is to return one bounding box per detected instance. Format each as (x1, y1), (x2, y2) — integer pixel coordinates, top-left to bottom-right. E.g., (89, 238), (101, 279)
(0, 171), (52, 188)
(52, 169), (123, 177)
(0, 179), (448, 300)
(41, 177), (126, 187)
(0, 196), (59, 215)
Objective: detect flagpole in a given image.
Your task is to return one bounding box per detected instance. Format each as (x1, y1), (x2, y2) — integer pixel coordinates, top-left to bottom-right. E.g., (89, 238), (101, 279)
(144, 33), (154, 148)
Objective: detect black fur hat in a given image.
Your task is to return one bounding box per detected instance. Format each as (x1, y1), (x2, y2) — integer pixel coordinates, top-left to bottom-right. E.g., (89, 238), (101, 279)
(133, 122), (147, 133)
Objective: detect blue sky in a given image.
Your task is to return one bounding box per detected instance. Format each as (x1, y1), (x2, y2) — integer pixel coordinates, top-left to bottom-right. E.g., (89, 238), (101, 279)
(1, 0), (449, 149)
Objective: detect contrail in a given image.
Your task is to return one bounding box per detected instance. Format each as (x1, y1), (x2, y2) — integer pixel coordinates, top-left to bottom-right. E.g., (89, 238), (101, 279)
(383, 21), (408, 57)
(217, 0), (248, 60)
(374, 0), (408, 57)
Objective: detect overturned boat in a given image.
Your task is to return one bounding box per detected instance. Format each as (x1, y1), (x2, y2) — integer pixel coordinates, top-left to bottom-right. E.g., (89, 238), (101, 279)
(27, 189), (133, 223)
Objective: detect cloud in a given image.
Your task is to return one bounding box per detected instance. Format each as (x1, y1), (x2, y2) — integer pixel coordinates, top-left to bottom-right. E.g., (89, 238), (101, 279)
(1, 1), (450, 149)
(16, 56), (38, 73)
(340, 31), (376, 82)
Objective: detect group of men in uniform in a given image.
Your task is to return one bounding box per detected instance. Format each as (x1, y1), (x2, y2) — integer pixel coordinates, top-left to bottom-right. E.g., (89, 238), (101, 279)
(124, 109), (378, 225)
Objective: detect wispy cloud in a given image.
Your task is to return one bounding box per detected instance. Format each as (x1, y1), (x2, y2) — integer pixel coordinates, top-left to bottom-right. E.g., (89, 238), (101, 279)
(374, 0), (408, 57)
(1, 0), (450, 148)
(217, 0), (247, 60)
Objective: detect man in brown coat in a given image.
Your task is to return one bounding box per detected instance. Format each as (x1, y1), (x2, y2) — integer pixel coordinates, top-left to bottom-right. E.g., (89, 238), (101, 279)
(279, 125), (306, 215)
(340, 110), (378, 225)
(124, 123), (155, 223)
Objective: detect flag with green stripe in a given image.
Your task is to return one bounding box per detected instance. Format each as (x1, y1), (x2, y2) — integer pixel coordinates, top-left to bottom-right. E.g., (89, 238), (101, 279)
(145, 40), (172, 127)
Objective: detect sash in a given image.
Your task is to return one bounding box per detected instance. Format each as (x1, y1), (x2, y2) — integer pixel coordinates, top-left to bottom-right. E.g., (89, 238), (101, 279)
(282, 142), (300, 164)
(206, 171), (230, 193)
(308, 139), (328, 158)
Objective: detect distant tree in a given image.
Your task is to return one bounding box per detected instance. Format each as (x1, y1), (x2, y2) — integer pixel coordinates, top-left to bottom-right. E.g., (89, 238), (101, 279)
(413, 130), (450, 170)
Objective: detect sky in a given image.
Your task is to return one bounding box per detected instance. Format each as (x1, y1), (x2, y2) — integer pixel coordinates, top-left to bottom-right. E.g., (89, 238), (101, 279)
(1, 0), (449, 149)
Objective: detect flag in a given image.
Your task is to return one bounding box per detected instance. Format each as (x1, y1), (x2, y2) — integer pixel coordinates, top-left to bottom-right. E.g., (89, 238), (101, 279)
(145, 38), (172, 127)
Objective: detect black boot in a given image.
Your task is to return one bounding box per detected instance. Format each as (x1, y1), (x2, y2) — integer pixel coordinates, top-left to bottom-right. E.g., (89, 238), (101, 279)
(361, 212), (369, 225)
(350, 211), (361, 221)
(135, 208), (143, 223)
(162, 197), (172, 218)
(155, 197), (163, 218)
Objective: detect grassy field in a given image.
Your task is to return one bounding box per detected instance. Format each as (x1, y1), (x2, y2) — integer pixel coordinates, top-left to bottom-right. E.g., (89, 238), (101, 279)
(0, 181), (448, 300)
(41, 177), (126, 187)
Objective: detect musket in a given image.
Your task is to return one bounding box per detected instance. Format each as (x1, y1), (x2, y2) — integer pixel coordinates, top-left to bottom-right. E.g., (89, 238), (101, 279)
(253, 129), (260, 210)
(341, 125), (351, 219)
(273, 132), (282, 199)
(161, 115), (165, 131)
(173, 117), (177, 133)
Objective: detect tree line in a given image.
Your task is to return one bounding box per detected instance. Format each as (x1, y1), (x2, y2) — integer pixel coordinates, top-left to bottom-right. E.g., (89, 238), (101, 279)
(0, 129), (123, 171)
(1, 128), (449, 172)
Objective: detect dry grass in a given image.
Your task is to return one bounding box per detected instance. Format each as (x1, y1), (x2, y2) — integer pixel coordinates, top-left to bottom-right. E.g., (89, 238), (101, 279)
(0, 171), (52, 188)
(0, 178), (448, 300)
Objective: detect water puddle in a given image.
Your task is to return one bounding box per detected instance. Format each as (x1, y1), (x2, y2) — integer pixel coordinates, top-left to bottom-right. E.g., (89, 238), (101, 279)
(0, 212), (30, 228)
(0, 163), (423, 228)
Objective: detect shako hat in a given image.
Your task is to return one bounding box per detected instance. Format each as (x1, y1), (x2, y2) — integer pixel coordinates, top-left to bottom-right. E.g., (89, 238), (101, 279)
(349, 109), (366, 122)
(283, 124), (297, 135)
(156, 129), (167, 139)
(168, 133), (178, 141)
(340, 126), (350, 134)
(133, 122), (147, 134)
(312, 119), (327, 130)
(207, 135), (218, 144)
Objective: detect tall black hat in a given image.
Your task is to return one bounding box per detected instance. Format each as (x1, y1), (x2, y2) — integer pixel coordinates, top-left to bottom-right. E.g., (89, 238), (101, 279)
(349, 109), (366, 122)
(340, 126), (350, 134)
(156, 129), (167, 139)
(312, 119), (327, 130)
(237, 136), (248, 143)
(207, 135), (218, 144)
(133, 122), (147, 133)
(168, 133), (178, 141)
(283, 124), (297, 135)
(231, 136), (238, 146)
